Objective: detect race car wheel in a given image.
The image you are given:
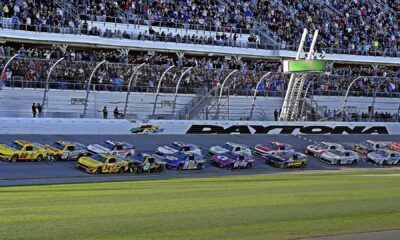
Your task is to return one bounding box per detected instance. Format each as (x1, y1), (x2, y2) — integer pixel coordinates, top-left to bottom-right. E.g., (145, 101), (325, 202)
(96, 167), (102, 174)
(177, 164), (183, 171)
(196, 163), (203, 169)
(351, 160), (357, 165)
(247, 163), (253, 169)
(382, 160), (387, 165)
(118, 167), (125, 174)
(227, 164), (234, 170)
(11, 155), (18, 163)
(336, 160), (341, 165)
(36, 155), (43, 162)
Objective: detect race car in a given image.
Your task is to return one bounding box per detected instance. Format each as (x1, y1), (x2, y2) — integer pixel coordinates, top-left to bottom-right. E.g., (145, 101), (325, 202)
(389, 142), (400, 152)
(319, 149), (359, 165)
(306, 142), (344, 157)
(263, 150), (308, 168)
(208, 142), (252, 157)
(0, 140), (48, 162)
(366, 150), (400, 165)
(156, 141), (202, 156)
(45, 141), (88, 161)
(129, 153), (166, 173)
(76, 153), (129, 174)
(253, 142), (294, 158)
(210, 153), (255, 169)
(87, 140), (135, 158)
(160, 153), (206, 170)
(130, 125), (163, 134)
(352, 140), (388, 155)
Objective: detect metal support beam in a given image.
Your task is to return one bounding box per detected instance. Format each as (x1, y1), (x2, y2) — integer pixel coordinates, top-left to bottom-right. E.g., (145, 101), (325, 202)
(217, 70), (238, 120)
(341, 76), (366, 117)
(172, 67), (193, 116)
(42, 57), (64, 110)
(152, 65), (175, 117)
(0, 54), (18, 89)
(82, 60), (107, 118)
(123, 63), (146, 117)
(249, 72), (271, 120)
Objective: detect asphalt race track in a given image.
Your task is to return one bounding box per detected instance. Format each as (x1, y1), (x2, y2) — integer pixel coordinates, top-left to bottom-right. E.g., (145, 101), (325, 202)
(0, 134), (399, 186)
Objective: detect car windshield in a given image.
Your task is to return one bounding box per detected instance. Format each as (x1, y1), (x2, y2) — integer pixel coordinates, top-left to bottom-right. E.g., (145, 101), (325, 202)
(169, 144), (182, 151)
(315, 143), (328, 149)
(50, 142), (64, 150)
(222, 144), (235, 151)
(90, 154), (107, 163)
(362, 141), (374, 148)
(373, 150), (387, 156)
(265, 143), (278, 150)
(276, 151), (293, 159)
(100, 142), (114, 150)
(8, 142), (23, 150)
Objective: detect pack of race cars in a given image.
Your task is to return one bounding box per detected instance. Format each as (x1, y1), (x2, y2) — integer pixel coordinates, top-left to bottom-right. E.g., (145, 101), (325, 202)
(0, 140), (399, 174)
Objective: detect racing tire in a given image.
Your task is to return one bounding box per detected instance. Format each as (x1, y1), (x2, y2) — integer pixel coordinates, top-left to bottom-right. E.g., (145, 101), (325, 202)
(382, 160), (387, 165)
(157, 166), (164, 173)
(247, 163), (253, 169)
(227, 164), (234, 170)
(351, 160), (357, 165)
(11, 155), (18, 163)
(96, 167), (102, 174)
(196, 163), (203, 170)
(336, 160), (341, 165)
(36, 155), (43, 162)
(301, 162), (307, 168)
(177, 164), (183, 171)
(118, 167), (125, 174)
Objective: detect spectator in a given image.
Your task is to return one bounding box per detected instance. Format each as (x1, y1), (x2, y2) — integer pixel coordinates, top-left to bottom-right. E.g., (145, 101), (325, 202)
(102, 106), (108, 119)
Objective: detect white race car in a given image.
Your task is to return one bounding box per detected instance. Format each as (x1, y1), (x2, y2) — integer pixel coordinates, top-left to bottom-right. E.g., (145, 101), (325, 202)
(319, 149), (359, 165)
(306, 142), (344, 157)
(156, 141), (202, 156)
(366, 150), (400, 165)
(87, 140), (135, 158)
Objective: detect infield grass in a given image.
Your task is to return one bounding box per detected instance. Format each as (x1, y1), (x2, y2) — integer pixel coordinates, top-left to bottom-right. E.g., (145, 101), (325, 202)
(1, 170), (400, 240)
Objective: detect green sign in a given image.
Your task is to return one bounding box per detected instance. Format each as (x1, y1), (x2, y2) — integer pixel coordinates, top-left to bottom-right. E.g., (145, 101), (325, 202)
(283, 60), (326, 73)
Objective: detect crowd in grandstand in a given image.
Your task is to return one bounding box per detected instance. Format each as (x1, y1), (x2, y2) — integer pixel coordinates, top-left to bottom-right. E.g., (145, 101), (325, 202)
(1, 0), (398, 55)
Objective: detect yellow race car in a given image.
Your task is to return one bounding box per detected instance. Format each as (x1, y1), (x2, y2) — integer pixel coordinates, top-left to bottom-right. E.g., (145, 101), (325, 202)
(0, 140), (48, 162)
(76, 153), (129, 174)
(45, 141), (88, 161)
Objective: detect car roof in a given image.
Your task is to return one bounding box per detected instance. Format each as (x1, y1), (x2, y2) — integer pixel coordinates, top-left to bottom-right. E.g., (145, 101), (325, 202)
(14, 140), (31, 145)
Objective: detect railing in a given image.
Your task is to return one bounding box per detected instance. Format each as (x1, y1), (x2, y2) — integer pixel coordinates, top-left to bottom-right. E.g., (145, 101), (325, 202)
(1, 17), (399, 57)
(3, 79), (400, 99)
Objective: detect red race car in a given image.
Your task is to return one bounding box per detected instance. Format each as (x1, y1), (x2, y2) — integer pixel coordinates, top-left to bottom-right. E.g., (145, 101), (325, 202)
(253, 142), (294, 158)
(389, 142), (400, 152)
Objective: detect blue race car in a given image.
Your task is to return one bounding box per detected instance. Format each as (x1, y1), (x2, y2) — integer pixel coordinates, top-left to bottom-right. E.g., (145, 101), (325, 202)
(366, 150), (400, 165)
(161, 152), (206, 170)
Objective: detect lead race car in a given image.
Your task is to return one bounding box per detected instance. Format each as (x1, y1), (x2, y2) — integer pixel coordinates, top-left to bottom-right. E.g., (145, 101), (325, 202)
(208, 142), (252, 157)
(263, 150), (307, 168)
(366, 150), (400, 165)
(210, 153), (255, 170)
(319, 149), (359, 165)
(45, 141), (88, 161)
(306, 142), (344, 157)
(156, 141), (202, 156)
(87, 140), (135, 158)
(0, 140), (48, 162)
(160, 152), (206, 170)
(253, 142), (294, 158)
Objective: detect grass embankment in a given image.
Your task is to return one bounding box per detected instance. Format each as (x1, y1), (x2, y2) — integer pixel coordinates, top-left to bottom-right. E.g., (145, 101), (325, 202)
(1, 171), (400, 240)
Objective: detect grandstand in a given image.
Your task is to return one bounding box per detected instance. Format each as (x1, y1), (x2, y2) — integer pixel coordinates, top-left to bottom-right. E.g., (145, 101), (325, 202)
(0, 0), (399, 122)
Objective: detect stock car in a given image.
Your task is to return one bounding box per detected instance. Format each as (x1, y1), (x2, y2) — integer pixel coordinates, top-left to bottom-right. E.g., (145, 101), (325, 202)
(253, 142), (294, 158)
(156, 142), (202, 156)
(208, 142), (252, 157)
(45, 141), (88, 161)
(263, 150), (308, 168)
(389, 142), (400, 152)
(306, 142), (344, 157)
(160, 153), (206, 170)
(366, 150), (400, 165)
(210, 153), (255, 169)
(130, 125), (163, 134)
(76, 153), (129, 174)
(352, 140), (388, 155)
(319, 149), (359, 165)
(0, 140), (48, 162)
(130, 153), (166, 173)
(87, 140), (135, 158)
